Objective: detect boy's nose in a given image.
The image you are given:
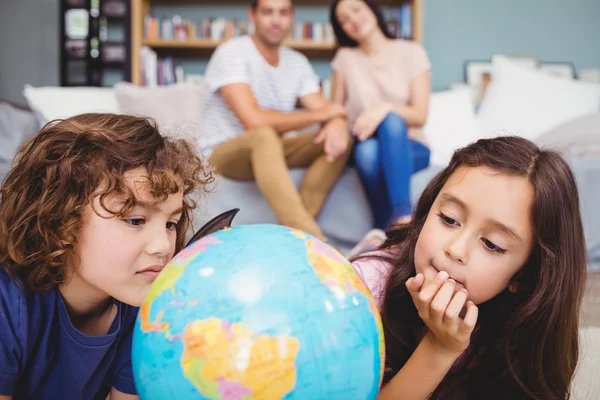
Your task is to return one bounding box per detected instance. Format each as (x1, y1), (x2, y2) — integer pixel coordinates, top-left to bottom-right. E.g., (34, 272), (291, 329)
(147, 228), (172, 257)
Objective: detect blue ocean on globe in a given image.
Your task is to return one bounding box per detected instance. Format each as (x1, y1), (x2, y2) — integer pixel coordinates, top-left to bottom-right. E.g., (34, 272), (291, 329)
(132, 224), (384, 399)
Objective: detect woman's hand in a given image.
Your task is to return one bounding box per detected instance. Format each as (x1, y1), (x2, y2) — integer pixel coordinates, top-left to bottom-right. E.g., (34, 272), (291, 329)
(352, 103), (391, 141)
(406, 271), (478, 356)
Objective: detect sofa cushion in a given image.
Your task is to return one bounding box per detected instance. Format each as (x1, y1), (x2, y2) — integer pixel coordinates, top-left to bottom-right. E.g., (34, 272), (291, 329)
(23, 85), (119, 126)
(114, 82), (204, 144)
(422, 88), (480, 167)
(0, 103), (38, 181)
(535, 113), (600, 158)
(189, 168), (371, 252)
(476, 56), (600, 141)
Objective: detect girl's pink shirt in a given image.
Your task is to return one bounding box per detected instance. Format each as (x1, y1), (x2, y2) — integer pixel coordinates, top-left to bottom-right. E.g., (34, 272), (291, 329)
(351, 251), (393, 310)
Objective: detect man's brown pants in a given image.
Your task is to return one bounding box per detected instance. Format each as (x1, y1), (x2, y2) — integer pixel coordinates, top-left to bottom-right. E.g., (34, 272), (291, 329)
(209, 127), (351, 240)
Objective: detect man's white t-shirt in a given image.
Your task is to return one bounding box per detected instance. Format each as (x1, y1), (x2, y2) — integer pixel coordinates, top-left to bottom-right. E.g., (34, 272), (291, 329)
(200, 36), (321, 153)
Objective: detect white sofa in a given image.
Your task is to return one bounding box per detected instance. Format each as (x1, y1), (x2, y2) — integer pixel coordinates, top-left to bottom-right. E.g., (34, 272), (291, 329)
(18, 82), (435, 252)
(17, 56), (600, 255)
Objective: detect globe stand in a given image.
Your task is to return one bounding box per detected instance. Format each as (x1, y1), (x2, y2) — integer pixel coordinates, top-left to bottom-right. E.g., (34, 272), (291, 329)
(184, 208), (240, 248)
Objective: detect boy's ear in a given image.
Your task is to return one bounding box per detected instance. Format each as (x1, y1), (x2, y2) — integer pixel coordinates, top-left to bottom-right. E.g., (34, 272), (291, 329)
(185, 208), (240, 248)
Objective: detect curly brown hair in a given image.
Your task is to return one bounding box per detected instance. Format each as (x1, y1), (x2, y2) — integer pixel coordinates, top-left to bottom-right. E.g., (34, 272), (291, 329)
(0, 113), (213, 292)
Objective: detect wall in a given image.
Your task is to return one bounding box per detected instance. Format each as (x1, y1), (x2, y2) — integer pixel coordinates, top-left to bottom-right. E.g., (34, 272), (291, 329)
(0, 0), (60, 105)
(423, 0), (600, 90)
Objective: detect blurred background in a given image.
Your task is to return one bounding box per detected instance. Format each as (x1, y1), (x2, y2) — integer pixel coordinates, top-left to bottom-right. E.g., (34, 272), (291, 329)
(1, 0), (599, 104)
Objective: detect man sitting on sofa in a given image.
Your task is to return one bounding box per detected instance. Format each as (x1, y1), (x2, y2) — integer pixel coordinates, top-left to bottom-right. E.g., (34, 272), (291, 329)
(200, 0), (351, 241)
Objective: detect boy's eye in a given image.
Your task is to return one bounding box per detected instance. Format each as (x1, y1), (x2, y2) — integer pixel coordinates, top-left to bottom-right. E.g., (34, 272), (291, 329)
(437, 212), (458, 226)
(124, 218), (145, 227)
(166, 221), (178, 231)
(482, 238), (506, 254)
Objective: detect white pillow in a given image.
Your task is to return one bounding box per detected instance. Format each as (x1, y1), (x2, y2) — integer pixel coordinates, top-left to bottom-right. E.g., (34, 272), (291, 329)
(113, 82), (205, 143)
(476, 56), (600, 141)
(23, 85), (119, 126)
(423, 88), (481, 167)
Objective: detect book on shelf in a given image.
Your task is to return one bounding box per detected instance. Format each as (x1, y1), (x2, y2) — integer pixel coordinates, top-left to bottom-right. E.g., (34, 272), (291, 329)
(140, 46), (185, 86)
(144, 15), (335, 43)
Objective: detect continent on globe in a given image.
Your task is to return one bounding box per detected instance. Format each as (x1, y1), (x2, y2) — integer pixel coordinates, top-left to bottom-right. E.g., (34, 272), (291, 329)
(181, 317), (300, 400)
(139, 236), (222, 336)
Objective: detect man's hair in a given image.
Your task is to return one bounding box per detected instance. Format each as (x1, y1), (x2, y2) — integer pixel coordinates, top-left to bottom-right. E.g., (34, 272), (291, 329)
(0, 113), (213, 291)
(250, 0), (293, 10)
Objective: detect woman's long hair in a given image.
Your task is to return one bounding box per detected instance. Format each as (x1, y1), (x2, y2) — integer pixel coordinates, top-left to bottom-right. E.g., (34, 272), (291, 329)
(329, 0), (394, 47)
(363, 136), (586, 399)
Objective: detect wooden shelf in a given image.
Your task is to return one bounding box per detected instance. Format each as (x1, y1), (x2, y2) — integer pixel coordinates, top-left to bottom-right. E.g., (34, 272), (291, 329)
(142, 38), (336, 51)
(148, 0), (404, 5)
(131, 0), (423, 85)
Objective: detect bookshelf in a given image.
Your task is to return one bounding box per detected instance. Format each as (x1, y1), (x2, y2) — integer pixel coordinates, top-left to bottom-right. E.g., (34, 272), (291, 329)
(60, 0), (132, 86)
(130, 0), (423, 85)
(142, 38), (337, 50)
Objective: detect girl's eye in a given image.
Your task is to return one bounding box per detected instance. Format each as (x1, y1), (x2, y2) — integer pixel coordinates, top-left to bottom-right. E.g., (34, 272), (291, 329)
(437, 212), (458, 226)
(166, 222), (178, 231)
(482, 238), (506, 254)
(124, 218), (145, 227)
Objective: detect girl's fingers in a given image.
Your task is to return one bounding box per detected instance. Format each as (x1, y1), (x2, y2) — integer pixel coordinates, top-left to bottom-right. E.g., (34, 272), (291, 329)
(458, 301), (479, 335)
(444, 288), (468, 325)
(429, 280), (456, 323)
(417, 271), (449, 305)
(406, 273), (425, 298)
(412, 271), (448, 321)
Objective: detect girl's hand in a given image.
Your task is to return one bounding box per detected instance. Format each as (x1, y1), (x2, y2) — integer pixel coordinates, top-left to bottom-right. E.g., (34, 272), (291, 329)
(352, 104), (390, 141)
(406, 271), (479, 356)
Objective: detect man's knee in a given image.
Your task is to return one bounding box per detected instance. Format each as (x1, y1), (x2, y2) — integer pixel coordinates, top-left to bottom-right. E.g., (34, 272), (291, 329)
(247, 126), (281, 149)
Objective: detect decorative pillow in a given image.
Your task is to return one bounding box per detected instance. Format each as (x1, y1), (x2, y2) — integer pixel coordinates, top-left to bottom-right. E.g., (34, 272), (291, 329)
(423, 88), (481, 167)
(535, 113), (600, 158)
(0, 103), (39, 181)
(476, 56), (600, 141)
(114, 82), (204, 144)
(23, 84), (119, 126)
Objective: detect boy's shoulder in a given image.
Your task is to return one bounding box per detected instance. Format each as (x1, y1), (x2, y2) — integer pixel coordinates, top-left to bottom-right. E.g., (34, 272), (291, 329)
(0, 266), (53, 341)
(0, 267), (140, 398)
(0, 266), (28, 297)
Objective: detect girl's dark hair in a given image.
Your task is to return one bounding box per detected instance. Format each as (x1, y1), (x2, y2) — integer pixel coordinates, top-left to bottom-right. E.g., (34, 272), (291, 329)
(0, 113), (213, 292)
(363, 136), (586, 399)
(329, 0), (394, 47)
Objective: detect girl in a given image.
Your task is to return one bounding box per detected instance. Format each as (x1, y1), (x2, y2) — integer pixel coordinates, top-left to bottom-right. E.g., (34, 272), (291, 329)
(0, 113), (211, 400)
(330, 0), (432, 231)
(352, 136), (587, 399)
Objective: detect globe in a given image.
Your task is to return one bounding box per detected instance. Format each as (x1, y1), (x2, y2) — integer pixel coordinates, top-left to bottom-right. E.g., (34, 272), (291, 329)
(132, 224), (385, 400)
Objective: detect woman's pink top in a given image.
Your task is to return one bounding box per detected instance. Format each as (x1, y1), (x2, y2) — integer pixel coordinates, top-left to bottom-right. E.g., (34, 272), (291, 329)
(331, 39), (431, 144)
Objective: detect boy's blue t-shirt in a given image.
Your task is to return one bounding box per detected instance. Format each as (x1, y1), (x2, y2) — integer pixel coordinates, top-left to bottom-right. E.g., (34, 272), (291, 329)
(0, 268), (139, 399)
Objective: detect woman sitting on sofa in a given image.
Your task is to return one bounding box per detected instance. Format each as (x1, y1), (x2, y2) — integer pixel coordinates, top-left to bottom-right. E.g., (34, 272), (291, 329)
(329, 0), (432, 242)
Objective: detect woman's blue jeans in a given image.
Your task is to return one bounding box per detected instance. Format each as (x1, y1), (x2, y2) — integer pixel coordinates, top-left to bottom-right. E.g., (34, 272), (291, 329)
(354, 113), (430, 229)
